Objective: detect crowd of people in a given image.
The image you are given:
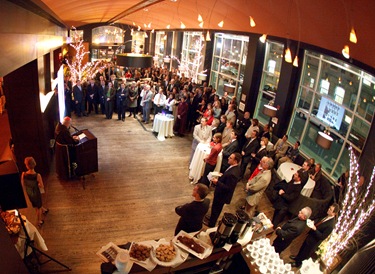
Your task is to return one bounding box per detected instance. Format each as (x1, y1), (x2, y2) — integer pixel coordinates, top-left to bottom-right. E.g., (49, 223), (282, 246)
(62, 62), (238, 134)
(58, 62), (344, 269)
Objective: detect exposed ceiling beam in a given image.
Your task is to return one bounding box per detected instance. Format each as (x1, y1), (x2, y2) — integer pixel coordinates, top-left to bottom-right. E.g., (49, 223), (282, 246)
(106, 0), (165, 25)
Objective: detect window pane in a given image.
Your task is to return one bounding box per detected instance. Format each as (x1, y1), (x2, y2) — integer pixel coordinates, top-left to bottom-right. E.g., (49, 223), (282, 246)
(301, 122), (344, 174)
(212, 57), (220, 72)
(222, 39), (242, 62)
(220, 60), (239, 79)
(358, 75), (375, 122)
(255, 92), (275, 125)
(349, 116), (369, 150)
(214, 37), (222, 56)
(296, 87), (313, 111)
(288, 112), (305, 144)
(333, 144), (350, 179)
(242, 42), (248, 65)
(210, 71), (218, 92)
(301, 55), (319, 88)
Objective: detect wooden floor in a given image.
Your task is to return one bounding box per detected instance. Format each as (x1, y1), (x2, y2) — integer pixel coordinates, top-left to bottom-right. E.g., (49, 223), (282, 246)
(7, 112), (304, 273)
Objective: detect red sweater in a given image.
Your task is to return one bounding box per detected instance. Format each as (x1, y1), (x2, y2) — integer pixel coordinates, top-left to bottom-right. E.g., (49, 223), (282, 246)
(206, 143), (223, 166)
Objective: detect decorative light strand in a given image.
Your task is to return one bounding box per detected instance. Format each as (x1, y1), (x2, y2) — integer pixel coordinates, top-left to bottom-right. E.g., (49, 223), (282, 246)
(321, 146), (375, 269)
(66, 29), (91, 83)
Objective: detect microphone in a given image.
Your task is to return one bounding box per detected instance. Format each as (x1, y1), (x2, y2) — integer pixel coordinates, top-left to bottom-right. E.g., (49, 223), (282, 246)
(71, 125), (80, 132)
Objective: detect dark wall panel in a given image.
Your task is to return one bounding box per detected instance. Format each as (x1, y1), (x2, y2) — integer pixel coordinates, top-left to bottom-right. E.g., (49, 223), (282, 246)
(4, 60), (50, 175)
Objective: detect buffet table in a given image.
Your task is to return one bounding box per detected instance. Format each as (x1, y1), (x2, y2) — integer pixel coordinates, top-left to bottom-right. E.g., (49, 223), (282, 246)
(188, 143), (223, 184)
(277, 162), (316, 197)
(152, 114), (174, 141)
(100, 223), (274, 274)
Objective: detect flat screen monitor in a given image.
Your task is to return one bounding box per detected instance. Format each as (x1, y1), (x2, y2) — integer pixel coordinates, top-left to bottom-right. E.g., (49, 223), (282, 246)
(316, 97), (345, 130)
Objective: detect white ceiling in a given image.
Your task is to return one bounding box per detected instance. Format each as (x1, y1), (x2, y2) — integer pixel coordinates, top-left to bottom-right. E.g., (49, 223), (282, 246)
(33, 0), (375, 69)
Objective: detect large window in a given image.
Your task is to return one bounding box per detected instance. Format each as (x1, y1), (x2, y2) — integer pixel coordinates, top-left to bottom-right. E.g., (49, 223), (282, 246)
(288, 51), (375, 180)
(254, 41), (284, 124)
(180, 32), (205, 83)
(210, 33), (249, 103)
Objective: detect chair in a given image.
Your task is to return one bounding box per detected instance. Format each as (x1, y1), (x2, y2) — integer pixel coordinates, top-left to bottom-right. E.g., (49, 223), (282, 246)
(55, 142), (71, 180)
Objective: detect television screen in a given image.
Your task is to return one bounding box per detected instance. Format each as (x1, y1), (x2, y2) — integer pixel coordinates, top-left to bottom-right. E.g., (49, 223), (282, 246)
(316, 97), (345, 130)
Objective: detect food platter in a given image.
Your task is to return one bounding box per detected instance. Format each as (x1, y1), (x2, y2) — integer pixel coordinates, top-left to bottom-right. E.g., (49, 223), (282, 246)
(129, 242), (152, 264)
(150, 241), (181, 267)
(172, 231), (212, 259)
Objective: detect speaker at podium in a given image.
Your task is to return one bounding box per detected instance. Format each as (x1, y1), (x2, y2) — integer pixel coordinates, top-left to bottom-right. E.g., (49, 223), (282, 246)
(55, 129), (98, 180)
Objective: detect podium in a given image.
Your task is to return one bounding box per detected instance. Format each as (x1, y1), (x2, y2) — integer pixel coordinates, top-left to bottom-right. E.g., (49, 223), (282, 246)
(55, 129), (98, 180)
(74, 129), (98, 177)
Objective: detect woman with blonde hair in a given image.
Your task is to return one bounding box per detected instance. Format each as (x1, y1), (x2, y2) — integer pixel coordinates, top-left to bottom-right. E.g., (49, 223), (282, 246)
(22, 157), (48, 226)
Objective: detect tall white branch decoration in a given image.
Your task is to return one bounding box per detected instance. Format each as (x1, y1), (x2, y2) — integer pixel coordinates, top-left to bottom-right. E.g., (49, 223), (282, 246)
(66, 29), (91, 83)
(322, 146), (375, 269)
(179, 34), (205, 83)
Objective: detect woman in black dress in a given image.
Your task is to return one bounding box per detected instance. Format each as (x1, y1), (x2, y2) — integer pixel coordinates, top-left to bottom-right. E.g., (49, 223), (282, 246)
(22, 157), (48, 226)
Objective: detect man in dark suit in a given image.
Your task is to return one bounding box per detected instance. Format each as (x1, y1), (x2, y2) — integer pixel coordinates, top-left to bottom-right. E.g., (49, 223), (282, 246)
(240, 130), (260, 178)
(206, 152), (242, 227)
(220, 129), (239, 172)
(116, 83), (128, 121)
(236, 111), (251, 148)
(73, 79), (85, 117)
(290, 203), (339, 267)
(273, 206), (312, 254)
(98, 80), (106, 114)
(86, 78), (98, 114)
(272, 169), (308, 227)
(174, 183), (210, 235)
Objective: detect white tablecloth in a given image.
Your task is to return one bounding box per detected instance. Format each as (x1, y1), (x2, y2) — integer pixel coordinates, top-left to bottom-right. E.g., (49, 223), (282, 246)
(15, 218), (48, 258)
(152, 114), (174, 141)
(277, 162), (315, 197)
(188, 143), (223, 184)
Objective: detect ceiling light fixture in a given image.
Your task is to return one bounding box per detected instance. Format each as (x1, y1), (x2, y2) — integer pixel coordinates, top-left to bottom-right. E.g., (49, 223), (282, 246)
(259, 34), (267, 43)
(199, 21), (204, 28)
(198, 14), (203, 22)
(180, 22), (186, 29)
(349, 27), (357, 43)
(151, 29), (154, 33)
(249, 16), (256, 27)
(218, 20), (224, 28)
(144, 32), (148, 38)
(293, 55), (299, 67)
(342, 45), (350, 59)
(166, 24), (170, 29)
(284, 47), (292, 63)
(206, 31), (211, 41)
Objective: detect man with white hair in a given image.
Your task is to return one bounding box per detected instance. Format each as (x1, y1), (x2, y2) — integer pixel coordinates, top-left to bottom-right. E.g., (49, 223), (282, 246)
(273, 206), (312, 254)
(140, 84), (153, 124)
(55, 116), (80, 174)
(244, 156), (274, 217)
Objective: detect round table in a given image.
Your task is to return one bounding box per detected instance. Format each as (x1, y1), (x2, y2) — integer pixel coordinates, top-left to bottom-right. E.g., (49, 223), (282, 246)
(152, 114), (175, 141)
(277, 162), (315, 197)
(188, 143), (223, 184)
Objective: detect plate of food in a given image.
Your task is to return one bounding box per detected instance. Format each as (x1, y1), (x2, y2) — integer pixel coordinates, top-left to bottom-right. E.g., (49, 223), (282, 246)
(129, 242), (152, 264)
(150, 241), (180, 267)
(173, 231), (212, 259)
